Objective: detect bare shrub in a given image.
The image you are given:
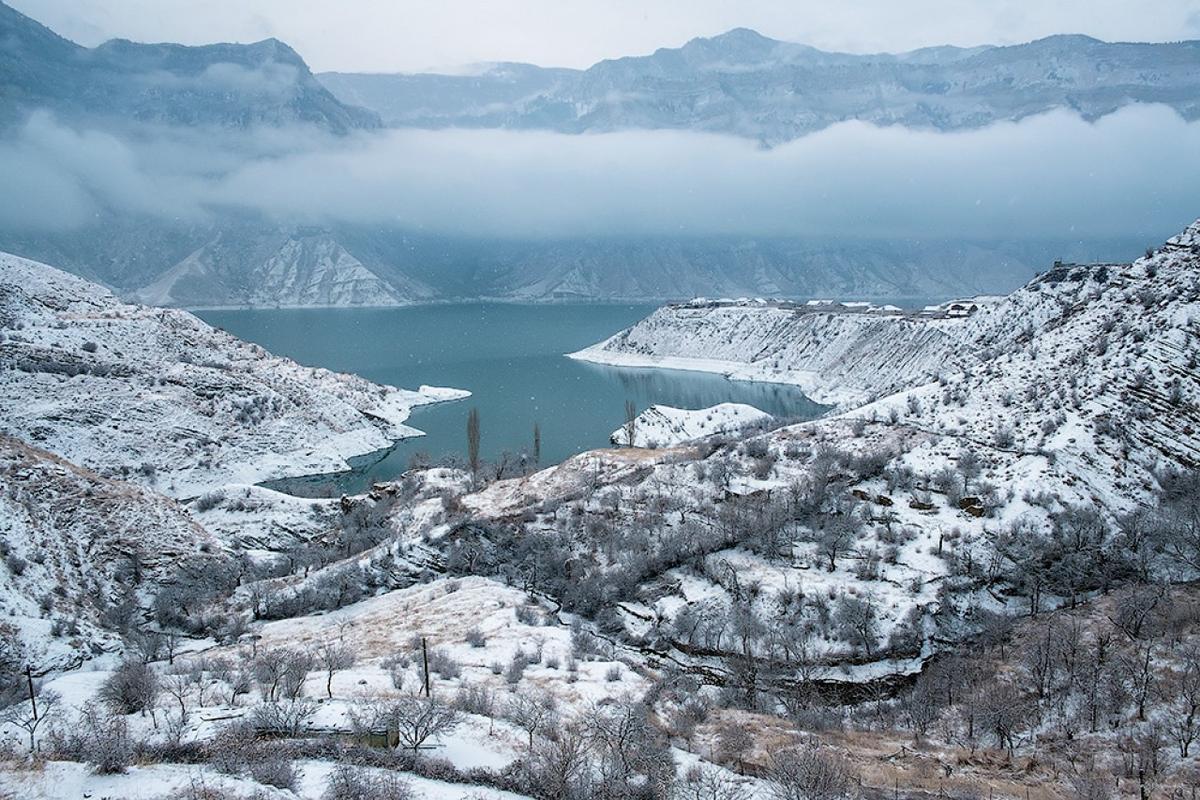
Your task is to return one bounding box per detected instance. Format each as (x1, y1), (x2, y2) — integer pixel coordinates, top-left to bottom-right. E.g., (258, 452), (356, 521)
(98, 658), (159, 715)
(323, 764), (414, 800)
(251, 699), (317, 738)
(766, 745), (858, 800)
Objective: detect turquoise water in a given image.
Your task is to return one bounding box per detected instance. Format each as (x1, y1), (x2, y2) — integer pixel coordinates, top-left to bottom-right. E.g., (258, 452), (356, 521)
(197, 304), (826, 496)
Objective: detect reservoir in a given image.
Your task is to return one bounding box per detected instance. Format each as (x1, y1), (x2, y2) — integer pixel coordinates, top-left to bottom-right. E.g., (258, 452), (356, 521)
(197, 304), (826, 495)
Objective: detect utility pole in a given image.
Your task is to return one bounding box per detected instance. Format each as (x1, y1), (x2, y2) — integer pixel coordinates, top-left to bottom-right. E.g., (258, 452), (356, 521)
(25, 665), (37, 721)
(421, 637), (431, 698)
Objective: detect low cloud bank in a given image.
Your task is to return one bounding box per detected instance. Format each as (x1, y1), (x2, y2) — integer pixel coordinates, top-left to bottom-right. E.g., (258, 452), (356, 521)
(1, 104), (1197, 240)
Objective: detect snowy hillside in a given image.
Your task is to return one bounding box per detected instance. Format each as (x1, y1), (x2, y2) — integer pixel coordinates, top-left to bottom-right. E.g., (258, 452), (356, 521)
(610, 403), (772, 448)
(0, 252), (467, 497)
(877, 222), (1200, 512)
(0, 435), (223, 667)
(572, 300), (973, 406)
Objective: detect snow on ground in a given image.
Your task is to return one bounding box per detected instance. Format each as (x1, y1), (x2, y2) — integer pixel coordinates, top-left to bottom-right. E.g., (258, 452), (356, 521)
(187, 483), (339, 554)
(0, 758), (537, 800)
(0, 760), (292, 800)
(216, 576), (648, 710)
(610, 403), (772, 448)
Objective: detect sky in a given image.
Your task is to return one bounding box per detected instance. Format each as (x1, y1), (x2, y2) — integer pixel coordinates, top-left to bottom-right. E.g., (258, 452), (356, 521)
(11, 0), (1200, 73)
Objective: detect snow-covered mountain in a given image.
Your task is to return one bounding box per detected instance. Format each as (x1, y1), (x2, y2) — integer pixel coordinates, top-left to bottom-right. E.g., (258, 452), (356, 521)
(573, 300), (973, 406)
(0, 251), (466, 497)
(0, 1), (378, 132)
(321, 30), (1200, 143)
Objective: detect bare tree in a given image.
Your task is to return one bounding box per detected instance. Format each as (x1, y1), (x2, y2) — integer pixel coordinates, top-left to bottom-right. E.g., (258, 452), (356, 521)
(623, 400), (638, 446)
(900, 674), (941, 742)
(584, 698), (672, 794)
(525, 718), (590, 799)
(254, 647), (301, 701)
(1167, 647), (1200, 757)
(0, 688), (59, 753)
(532, 422), (542, 465)
(467, 407), (481, 476)
(834, 594), (879, 658)
(280, 650), (315, 700)
(161, 669), (192, 719)
(317, 641), (357, 699)
(716, 720), (753, 773)
(676, 763), (750, 800)
(98, 658), (159, 716)
(1118, 643), (1157, 722)
(323, 764), (414, 800)
(976, 681), (1029, 755)
(355, 696), (461, 755)
(507, 690), (558, 749)
(251, 698), (317, 738)
(69, 701), (133, 774)
(816, 518), (858, 572)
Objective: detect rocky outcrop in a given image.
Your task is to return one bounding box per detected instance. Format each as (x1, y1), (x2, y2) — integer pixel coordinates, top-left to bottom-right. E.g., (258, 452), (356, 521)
(137, 232), (432, 308)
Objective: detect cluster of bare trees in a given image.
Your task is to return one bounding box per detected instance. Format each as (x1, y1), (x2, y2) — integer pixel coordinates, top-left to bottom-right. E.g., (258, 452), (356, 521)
(854, 583), (1200, 798)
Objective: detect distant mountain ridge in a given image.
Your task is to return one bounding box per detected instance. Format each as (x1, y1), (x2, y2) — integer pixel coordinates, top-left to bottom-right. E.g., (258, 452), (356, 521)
(0, 4), (1187, 306)
(0, 218), (1150, 308)
(0, 1), (378, 131)
(320, 29), (1200, 143)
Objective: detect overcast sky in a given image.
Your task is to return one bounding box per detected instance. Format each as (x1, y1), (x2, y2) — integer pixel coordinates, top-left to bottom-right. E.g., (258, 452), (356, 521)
(11, 0), (1200, 73)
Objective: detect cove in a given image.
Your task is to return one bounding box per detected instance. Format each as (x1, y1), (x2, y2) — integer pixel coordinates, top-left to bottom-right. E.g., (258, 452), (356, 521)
(197, 304), (827, 496)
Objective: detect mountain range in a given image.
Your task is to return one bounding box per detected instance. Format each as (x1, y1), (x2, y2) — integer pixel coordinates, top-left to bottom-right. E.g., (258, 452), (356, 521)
(0, 2), (1192, 306)
(320, 28), (1200, 144)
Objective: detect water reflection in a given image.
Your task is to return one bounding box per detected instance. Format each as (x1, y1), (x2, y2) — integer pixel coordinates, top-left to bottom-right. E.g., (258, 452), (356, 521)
(577, 361), (820, 421)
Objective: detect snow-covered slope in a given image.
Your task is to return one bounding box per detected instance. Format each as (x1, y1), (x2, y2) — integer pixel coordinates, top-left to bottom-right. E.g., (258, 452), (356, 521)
(572, 300), (971, 406)
(0, 252), (467, 497)
(874, 223), (1200, 511)
(578, 218), (1200, 509)
(610, 403), (772, 448)
(136, 232), (434, 309)
(0, 435), (223, 666)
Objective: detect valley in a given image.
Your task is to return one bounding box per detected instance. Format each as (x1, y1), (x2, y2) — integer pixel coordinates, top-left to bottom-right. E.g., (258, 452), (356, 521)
(1, 219), (1199, 798)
